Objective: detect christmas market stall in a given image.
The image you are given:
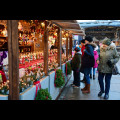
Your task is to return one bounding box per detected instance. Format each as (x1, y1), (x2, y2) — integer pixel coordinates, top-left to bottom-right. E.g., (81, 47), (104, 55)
(0, 20), (84, 100)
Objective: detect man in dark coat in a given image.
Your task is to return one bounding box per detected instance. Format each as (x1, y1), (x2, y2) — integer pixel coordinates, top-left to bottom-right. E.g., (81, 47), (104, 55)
(80, 36), (96, 93)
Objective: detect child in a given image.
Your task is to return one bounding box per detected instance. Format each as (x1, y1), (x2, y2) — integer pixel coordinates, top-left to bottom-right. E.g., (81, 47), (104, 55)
(71, 47), (81, 88)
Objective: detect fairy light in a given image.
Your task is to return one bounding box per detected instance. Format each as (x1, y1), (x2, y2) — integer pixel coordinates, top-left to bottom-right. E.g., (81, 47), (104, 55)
(41, 22), (45, 27)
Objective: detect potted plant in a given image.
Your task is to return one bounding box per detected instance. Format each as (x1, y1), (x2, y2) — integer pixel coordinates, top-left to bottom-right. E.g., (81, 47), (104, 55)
(54, 69), (65, 88)
(36, 88), (52, 100)
(65, 62), (72, 75)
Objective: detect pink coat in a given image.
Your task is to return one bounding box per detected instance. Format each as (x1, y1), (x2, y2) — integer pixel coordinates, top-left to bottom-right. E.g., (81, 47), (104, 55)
(93, 51), (99, 68)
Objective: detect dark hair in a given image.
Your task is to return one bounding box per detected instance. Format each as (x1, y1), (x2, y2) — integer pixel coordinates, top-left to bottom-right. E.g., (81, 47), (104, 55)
(81, 39), (85, 43)
(85, 35), (93, 42)
(0, 66), (3, 70)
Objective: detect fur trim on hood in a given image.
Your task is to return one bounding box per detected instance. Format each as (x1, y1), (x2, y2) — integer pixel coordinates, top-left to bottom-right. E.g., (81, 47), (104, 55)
(88, 42), (97, 48)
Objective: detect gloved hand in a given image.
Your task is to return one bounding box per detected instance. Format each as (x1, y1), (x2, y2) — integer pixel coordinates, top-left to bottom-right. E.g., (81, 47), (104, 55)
(107, 60), (113, 68)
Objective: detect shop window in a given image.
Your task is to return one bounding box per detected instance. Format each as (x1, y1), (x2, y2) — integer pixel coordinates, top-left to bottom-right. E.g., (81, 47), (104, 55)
(0, 20), (9, 95)
(18, 20), (45, 93)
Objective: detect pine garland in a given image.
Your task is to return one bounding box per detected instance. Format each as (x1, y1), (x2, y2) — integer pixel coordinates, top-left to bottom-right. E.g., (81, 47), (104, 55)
(54, 69), (65, 88)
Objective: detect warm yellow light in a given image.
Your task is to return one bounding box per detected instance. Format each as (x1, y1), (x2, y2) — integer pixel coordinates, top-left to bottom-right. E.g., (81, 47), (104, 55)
(41, 22), (45, 27)
(2, 28), (8, 37)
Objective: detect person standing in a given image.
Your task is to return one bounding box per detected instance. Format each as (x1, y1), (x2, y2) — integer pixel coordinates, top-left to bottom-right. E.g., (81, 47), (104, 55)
(80, 36), (96, 93)
(80, 39), (86, 82)
(71, 47), (81, 88)
(97, 38), (119, 100)
(90, 46), (99, 80)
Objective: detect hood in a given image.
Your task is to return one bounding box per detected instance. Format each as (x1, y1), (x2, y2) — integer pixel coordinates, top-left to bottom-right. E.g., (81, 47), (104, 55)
(100, 44), (116, 51)
(88, 42), (97, 48)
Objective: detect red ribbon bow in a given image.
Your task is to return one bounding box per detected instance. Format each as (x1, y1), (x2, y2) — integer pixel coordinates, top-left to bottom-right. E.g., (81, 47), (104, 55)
(34, 81), (41, 100)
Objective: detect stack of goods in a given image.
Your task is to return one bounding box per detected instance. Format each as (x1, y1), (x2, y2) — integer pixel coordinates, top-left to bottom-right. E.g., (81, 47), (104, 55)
(19, 62), (45, 93)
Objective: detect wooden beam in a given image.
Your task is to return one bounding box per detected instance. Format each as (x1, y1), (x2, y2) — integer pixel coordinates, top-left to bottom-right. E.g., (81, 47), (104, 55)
(65, 29), (83, 32)
(8, 20), (19, 100)
(72, 33), (86, 36)
(57, 27), (62, 68)
(69, 35), (73, 57)
(44, 21), (48, 76)
(66, 36), (68, 61)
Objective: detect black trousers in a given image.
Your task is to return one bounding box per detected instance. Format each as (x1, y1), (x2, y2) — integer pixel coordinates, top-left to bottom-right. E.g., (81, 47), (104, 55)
(73, 71), (80, 87)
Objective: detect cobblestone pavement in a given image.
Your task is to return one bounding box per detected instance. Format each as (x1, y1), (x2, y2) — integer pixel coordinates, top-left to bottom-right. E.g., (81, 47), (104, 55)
(58, 60), (120, 100)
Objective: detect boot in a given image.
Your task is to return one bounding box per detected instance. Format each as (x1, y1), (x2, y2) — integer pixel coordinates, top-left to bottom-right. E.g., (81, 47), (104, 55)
(82, 84), (90, 94)
(93, 75), (95, 80)
(81, 82), (87, 91)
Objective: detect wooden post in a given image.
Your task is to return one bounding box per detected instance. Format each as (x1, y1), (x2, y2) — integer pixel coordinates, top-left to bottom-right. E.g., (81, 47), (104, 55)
(44, 21), (48, 76)
(69, 35), (73, 57)
(66, 36), (68, 61)
(57, 27), (62, 68)
(8, 20), (19, 100)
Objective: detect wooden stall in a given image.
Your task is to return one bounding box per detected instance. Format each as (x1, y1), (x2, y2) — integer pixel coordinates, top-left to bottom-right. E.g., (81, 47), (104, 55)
(0, 20), (84, 100)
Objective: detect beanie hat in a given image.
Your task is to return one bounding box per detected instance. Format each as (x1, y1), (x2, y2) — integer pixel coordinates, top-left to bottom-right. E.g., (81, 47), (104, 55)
(102, 39), (111, 46)
(74, 47), (81, 52)
(85, 35), (93, 42)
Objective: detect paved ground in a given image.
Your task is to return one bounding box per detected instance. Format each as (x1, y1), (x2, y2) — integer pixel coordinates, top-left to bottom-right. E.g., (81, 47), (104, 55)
(58, 60), (120, 100)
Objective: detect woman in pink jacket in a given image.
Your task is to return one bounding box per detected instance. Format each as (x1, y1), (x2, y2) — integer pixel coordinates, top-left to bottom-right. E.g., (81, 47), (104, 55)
(90, 46), (99, 80)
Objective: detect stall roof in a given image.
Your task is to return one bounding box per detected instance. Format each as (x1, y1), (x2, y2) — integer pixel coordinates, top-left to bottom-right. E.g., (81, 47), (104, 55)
(50, 20), (85, 35)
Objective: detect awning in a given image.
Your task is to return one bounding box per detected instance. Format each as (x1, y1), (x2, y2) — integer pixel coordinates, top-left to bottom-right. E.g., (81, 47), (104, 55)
(50, 20), (85, 36)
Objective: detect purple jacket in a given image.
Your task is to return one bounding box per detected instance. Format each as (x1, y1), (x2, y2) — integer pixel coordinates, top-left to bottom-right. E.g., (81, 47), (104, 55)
(0, 51), (7, 66)
(93, 51), (98, 68)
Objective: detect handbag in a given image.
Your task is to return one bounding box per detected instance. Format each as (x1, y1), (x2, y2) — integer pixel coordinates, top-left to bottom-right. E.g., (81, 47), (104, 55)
(112, 64), (120, 75)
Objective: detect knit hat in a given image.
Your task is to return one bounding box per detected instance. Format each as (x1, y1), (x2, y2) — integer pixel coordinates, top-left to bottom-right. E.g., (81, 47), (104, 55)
(102, 39), (111, 46)
(85, 35), (93, 42)
(74, 47), (81, 52)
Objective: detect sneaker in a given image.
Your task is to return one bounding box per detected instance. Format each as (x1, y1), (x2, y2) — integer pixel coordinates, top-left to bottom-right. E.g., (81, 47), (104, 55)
(104, 94), (109, 100)
(98, 91), (104, 97)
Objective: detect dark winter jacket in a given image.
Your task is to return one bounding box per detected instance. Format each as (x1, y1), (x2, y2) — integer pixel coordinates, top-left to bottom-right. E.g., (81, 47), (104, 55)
(71, 51), (81, 71)
(81, 43), (96, 68)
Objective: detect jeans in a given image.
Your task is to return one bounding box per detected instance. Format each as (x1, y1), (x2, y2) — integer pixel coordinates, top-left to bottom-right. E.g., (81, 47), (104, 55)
(90, 68), (96, 75)
(84, 67), (92, 84)
(73, 71), (80, 86)
(98, 72), (112, 95)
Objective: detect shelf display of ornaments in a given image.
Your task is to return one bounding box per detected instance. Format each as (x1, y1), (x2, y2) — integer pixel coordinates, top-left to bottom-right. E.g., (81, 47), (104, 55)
(19, 51), (44, 65)
(19, 63), (45, 93)
(48, 57), (59, 72)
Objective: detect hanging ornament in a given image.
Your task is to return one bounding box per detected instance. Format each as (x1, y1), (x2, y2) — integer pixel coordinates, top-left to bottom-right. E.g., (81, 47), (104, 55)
(18, 22), (23, 31)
